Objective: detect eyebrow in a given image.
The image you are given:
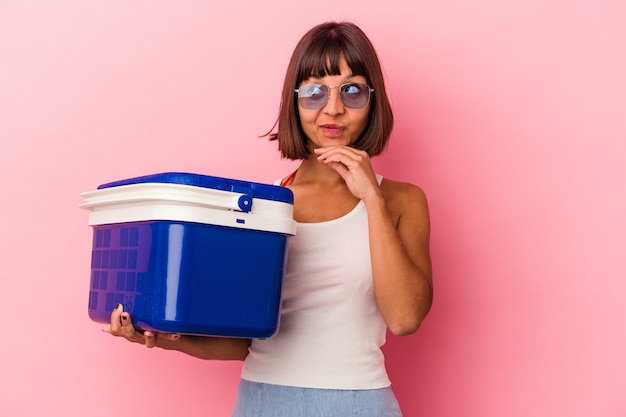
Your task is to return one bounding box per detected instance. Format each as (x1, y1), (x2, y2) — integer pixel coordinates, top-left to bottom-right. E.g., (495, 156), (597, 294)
(304, 72), (361, 83)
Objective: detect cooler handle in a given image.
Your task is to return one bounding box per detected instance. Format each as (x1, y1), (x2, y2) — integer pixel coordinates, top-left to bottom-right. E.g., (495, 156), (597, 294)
(80, 183), (254, 213)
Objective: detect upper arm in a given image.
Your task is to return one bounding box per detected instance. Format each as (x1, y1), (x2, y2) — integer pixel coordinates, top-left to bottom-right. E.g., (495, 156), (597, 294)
(388, 181), (433, 294)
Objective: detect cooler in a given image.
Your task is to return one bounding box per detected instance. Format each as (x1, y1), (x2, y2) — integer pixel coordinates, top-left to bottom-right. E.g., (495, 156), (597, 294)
(80, 172), (296, 338)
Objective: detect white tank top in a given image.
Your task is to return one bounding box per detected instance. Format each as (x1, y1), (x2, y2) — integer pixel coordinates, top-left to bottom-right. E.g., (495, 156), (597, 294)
(240, 175), (391, 389)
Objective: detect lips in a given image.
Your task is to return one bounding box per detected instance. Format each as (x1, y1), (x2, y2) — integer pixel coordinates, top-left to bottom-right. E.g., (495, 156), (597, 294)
(320, 124), (345, 137)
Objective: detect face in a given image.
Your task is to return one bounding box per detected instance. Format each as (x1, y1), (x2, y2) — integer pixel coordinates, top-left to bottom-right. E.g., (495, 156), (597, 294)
(297, 57), (371, 152)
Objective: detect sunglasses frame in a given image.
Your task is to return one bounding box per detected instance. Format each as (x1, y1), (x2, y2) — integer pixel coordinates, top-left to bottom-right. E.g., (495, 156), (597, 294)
(295, 82), (374, 110)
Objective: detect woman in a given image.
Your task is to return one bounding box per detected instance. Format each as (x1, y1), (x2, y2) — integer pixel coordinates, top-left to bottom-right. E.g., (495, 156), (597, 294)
(104, 21), (433, 417)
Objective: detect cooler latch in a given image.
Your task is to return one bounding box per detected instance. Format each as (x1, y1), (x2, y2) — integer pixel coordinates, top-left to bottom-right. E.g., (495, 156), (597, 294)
(231, 184), (253, 212)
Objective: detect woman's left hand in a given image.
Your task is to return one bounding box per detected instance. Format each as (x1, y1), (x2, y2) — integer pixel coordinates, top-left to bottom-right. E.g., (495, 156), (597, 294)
(314, 146), (382, 202)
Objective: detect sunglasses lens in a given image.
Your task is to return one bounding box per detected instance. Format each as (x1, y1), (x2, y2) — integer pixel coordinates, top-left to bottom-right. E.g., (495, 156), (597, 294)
(340, 83), (371, 108)
(298, 84), (328, 109)
(297, 83), (372, 109)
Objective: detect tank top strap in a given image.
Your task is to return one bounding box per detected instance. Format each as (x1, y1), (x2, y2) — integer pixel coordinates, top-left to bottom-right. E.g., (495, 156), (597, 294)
(280, 170), (298, 187)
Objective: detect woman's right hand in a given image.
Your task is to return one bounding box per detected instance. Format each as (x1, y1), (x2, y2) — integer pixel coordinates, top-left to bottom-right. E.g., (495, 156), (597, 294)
(102, 303), (180, 348)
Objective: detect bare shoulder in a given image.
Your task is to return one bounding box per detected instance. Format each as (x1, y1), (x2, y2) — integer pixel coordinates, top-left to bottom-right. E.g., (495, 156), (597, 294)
(380, 178), (431, 253)
(380, 178), (429, 218)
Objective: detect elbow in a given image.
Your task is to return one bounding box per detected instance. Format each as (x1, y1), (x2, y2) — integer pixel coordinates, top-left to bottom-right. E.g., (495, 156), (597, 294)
(387, 297), (433, 336)
(388, 317), (423, 336)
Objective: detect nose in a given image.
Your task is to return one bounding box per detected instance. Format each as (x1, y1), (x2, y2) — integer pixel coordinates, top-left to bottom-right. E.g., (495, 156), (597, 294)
(323, 86), (345, 115)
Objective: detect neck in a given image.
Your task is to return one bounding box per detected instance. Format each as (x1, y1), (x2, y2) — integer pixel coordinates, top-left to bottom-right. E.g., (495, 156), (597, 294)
(294, 157), (345, 186)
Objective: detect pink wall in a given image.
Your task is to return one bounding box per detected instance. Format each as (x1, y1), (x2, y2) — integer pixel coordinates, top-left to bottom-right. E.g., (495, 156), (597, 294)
(1, 1), (625, 416)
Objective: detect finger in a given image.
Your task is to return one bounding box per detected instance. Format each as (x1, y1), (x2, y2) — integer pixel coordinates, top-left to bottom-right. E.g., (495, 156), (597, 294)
(144, 332), (180, 348)
(318, 152), (356, 169)
(313, 146), (333, 154)
(323, 155), (373, 179)
(120, 312), (133, 332)
(313, 145), (361, 154)
(108, 303), (124, 334)
(107, 304), (139, 340)
(317, 148), (369, 169)
(315, 145), (367, 158)
(325, 161), (350, 178)
(120, 311), (147, 342)
(161, 333), (181, 342)
(144, 331), (157, 348)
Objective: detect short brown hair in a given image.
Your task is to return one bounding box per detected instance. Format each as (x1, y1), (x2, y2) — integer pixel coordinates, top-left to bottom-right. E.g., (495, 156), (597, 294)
(268, 22), (394, 160)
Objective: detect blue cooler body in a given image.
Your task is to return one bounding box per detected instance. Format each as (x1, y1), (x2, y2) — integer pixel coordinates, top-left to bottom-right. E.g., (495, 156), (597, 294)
(81, 172), (296, 338)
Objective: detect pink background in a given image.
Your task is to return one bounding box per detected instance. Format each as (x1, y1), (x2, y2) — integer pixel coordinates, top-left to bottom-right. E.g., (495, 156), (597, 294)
(1, 1), (625, 416)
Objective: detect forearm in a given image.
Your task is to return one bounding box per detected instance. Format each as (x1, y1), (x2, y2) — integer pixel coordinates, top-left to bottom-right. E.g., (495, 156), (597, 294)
(156, 335), (251, 361)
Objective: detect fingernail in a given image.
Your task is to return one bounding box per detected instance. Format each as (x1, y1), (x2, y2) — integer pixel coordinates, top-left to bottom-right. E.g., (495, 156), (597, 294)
(116, 303), (123, 311)
(121, 313), (128, 321)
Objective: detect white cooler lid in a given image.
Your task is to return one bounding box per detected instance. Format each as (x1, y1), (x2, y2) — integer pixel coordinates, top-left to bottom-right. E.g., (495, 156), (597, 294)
(80, 173), (296, 235)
